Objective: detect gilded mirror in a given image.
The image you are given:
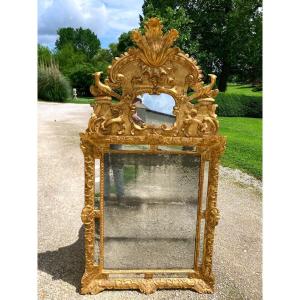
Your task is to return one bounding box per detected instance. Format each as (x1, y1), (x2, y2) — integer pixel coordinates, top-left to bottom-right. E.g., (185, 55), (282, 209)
(80, 17), (226, 295)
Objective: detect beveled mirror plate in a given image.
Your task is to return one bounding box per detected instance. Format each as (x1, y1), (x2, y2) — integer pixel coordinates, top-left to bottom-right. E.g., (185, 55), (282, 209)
(80, 17), (226, 295)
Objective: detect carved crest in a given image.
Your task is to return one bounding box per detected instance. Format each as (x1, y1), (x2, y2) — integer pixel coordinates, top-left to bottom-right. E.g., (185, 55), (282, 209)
(130, 18), (179, 67)
(86, 17), (220, 144)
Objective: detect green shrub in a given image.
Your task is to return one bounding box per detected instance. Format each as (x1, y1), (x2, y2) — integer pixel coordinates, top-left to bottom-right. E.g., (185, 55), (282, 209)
(216, 93), (262, 118)
(66, 63), (96, 97)
(38, 62), (71, 102)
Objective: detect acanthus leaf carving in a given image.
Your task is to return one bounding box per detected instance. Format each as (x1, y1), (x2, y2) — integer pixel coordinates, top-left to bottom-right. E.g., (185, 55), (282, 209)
(131, 18), (179, 67)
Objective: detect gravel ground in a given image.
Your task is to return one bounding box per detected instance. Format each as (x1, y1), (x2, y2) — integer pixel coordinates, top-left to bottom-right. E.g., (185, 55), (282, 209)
(38, 102), (262, 300)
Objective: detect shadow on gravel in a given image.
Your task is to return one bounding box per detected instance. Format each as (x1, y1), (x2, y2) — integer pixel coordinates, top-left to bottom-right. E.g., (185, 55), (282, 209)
(38, 226), (84, 293)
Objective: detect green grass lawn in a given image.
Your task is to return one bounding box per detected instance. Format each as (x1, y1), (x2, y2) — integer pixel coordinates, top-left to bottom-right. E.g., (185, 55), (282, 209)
(64, 97), (94, 104)
(225, 83), (262, 97)
(219, 117), (262, 179)
(217, 84), (262, 179)
(64, 97), (119, 104)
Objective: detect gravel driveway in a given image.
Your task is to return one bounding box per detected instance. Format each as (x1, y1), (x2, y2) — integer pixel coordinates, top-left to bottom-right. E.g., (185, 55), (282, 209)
(38, 102), (262, 300)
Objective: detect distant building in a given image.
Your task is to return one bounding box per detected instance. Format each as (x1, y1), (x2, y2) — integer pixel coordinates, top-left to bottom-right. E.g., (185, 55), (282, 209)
(136, 102), (175, 126)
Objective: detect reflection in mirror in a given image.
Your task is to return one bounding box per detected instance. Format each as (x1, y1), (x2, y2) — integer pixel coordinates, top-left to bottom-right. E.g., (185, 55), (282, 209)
(94, 218), (100, 264)
(201, 160), (210, 211)
(103, 153), (201, 270)
(199, 218), (205, 267)
(135, 93), (176, 126)
(95, 159), (100, 209)
(94, 159), (101, 264)
(157, 145), (196, 152)
(112, 144), (149, 151)
(198, 159), (209, 269)
(109, 274), (144, 279)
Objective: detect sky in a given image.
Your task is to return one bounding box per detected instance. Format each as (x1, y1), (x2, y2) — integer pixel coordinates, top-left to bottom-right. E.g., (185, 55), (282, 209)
(38, 0), (143, 49)
(38, 0), (174, 116)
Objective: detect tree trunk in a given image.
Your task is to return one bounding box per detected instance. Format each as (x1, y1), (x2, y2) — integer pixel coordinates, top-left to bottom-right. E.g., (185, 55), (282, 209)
(218, 61), (230, 92)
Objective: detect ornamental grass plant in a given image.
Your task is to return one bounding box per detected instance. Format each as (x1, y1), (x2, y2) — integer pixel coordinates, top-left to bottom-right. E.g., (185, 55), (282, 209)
(38, 60), (71, 102)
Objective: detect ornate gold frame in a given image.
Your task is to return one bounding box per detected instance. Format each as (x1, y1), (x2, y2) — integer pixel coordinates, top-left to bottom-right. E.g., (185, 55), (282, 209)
(80, 18), (226, 295)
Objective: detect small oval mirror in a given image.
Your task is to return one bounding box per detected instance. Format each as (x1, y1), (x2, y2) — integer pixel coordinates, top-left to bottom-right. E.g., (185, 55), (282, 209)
(134, 93), (176, 126)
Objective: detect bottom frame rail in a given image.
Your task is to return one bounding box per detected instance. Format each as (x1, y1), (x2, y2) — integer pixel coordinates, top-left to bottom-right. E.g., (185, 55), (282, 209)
(81, 277), (213, 295)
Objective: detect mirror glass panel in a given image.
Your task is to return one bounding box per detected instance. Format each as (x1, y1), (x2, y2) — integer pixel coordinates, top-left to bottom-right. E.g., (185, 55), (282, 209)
(134, 93), (175, 126)
(103, 152), (200, 270)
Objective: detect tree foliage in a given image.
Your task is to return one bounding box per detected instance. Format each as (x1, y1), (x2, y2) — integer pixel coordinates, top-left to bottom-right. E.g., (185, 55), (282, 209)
(54, 43), (87, 74)
(141, 3), (195, 54)
(115, 31), (135, 56)
(109, 43), (119, 58)
(141, 0), (262, 91)
(55, 27), (101, 59)
(67, 63), (97, 97)
(38, 27), (115, 97)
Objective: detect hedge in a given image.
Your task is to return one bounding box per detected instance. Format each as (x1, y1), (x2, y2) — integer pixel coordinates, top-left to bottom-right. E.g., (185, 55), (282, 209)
(216, 93), (262, 118)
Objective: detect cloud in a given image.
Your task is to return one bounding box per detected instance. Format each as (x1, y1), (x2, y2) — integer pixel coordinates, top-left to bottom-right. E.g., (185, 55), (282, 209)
(38, 0), (143, 49)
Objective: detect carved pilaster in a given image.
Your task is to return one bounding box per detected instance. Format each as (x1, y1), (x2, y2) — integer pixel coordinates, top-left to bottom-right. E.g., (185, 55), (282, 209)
(200, 149), (221, 287)
(80, 138), (95, 273)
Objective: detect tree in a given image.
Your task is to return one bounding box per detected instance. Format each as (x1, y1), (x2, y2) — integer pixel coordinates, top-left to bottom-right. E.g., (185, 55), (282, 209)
(92, 48), (113, 64)
(91, 49), (113, 78)
(52, 28), (114, 95)
(141, 0), (262, 91)
(53, 43), (87, 75)
(107, 32), (135, 59)
(116, 31), (135, 55)
(55, 27), (101, 59)
(67, 63), (97, 97)
(141, 3), (195, 54)
(109, 43), (119, 58)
